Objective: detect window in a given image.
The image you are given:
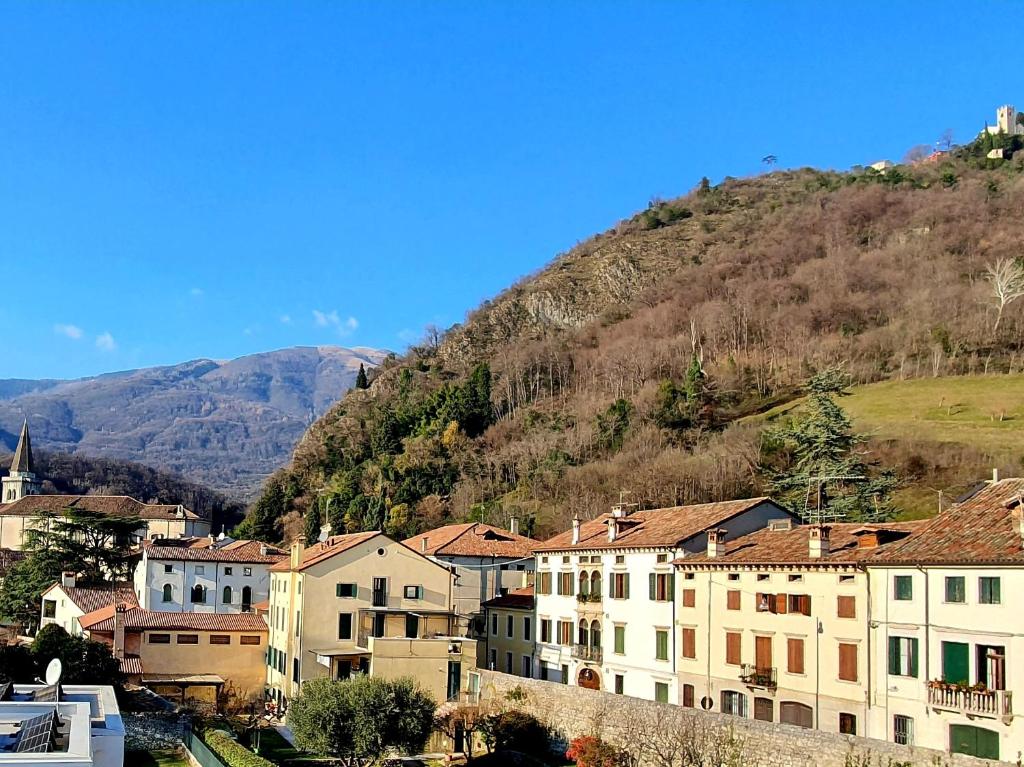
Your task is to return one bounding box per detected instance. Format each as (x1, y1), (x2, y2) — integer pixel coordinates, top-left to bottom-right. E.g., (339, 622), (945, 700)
(888, 637), (919, 677)
(726, 632), (741, 665)
(721, 690), (747, 717)
(557, 572), (574, 596)
(615, 675), (624, 695)
(681, 588), (695, 608)
(43, 600), (56, 618)
(338, 613), (353, 640)
(837, 595), (856, 618)
(655, 629), (669, 661)
(190, 585), (206, 604)
(536, 572), (552, 595)
(562, 556), (570, 564)
(177, 634), (199, 644)
(505, 652), (513, 674)
(292, 658), (299, 683)
(404, 585), (423, 599)
(491, 614), (498, 635)
(727, 590), (741, 610)
(838, 643), (858, 682)
(756, 573), (769, 582)
(780, 701), (812, 728)
(945, 576), (966, 603)
(893, 714), (914, 746)
(558, 620), (573, 645)
(683, 572), (694, 580)
(241, 586), (252, 611)
(162, 584), (173, 603)
(728, 573), (739, 581)
(682, 627), (696, 659)
(839, 713), (857, 735)
(610, 572), (630, 599)
(656, 553), (668, 563)
(506, 615), (514, 639)
(523, 616), (531, 641)
(614, 625), (625, 654)
(244, 567), (252, 576)
(224, 567), (232, 575)
(654, 682), (669, 703)
(336, 583), (357, 598)
(787, 594), (811, 615)
(682, 684), (694, 708)
(979, 577), (1001, 604)
(240, 635), (260, 645)
(578, 619), (589, 647)
(210, 635), (231, 645)
(787, 638), (805, 674)
(754, 697), (773, 722)
(649, 572), (674, 601)
(195, 565), (205, 575)
(893, 575), (912, 600)
(839, 574), (854, 584)
(488, 649), (496, 669)
(540, 619), (552, 643)
(149, 633), (171, 644)
(615, 555), (624, 564)
(521, 656), (531, 678)
(541, 556), (548, 564)
(163, 564), (173, 573)
(223, 586), (233, 604)
(787, 574), (802, 583)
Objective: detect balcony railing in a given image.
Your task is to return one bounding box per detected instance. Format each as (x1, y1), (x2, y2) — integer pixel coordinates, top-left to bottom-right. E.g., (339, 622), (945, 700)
(739, 664), (777, 689)
(448, 690), (481, 706)
(576, 592), (603, 604)
(572, 645), (603, 663)
(928, 684), (1012, 719)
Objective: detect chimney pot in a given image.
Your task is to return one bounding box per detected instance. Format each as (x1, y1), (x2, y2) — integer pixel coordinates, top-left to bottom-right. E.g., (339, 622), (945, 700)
(421, 537), (428, 553)
(1012, 506), (1024, 549)
(993, 468), (1001, 483)
(606, 517), (617, 543)
(61, 571), (76, 589)
(571, 516), (581, 546)
(290, 538), (306, 569)
(509, 517), (519, 536)
(809, 524), (832, 559)
(706, 528), (726, 558)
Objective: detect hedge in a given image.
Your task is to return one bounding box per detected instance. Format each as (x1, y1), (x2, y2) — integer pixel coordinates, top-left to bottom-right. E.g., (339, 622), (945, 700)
(203, 730), (276, 767)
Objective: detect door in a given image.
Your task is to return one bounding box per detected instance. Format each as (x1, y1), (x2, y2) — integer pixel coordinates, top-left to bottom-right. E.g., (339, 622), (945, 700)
(372, 612), (386, 638)
(779, 701), (813, 728)
(978, 645), (1006, 690)
(950, 725), (999, 760)
(446, 661), (461, 701)
(755, 636), (772, 670)
(405, 614), (419, 639)
(942, 641), (969, 685)
(754, 697), (773, 722)
(372, 577), (388, 607)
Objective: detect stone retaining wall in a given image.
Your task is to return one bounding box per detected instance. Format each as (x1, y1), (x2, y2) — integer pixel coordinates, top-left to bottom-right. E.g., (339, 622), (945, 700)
(478, 671), (1009, 767)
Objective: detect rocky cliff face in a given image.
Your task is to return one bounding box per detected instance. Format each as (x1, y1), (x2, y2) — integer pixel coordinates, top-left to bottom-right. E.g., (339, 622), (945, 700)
(0, 346), (388, 499)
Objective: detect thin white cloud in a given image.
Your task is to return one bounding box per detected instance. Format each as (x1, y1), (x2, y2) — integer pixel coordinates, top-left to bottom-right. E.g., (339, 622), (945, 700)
(312, 309), (358, 337)
(95, 332), (117, 352)
(189, 287), (204, 298)
(54, 323), (84, 340)
(280, 314), (292, 325)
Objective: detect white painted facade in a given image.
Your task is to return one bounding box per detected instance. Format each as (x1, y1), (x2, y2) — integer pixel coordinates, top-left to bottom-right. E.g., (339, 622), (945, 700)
(133, 546), (275, 613)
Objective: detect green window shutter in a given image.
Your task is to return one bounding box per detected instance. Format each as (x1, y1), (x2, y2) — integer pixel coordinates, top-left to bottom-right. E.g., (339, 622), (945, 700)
(614, 626), (625, 654)
(336, 583), (342, 597)
(624, 574), (630, 599)
(668, 573), (675, 600)
(609, 575), (614, 598)
(888, 637), (899, 675)
(649, 573), (656, 601)
(909, 638), (919, 678)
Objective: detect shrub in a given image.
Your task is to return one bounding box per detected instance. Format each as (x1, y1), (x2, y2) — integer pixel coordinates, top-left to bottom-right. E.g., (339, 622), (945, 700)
(203, 730), (276, 767)
(479, 710), (549, 756)
(566, 736), (629, 767)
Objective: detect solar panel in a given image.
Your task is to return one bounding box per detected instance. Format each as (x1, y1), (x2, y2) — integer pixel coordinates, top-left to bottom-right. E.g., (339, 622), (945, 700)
(13, 710), (56, 753)
(32, 685), (58, 703)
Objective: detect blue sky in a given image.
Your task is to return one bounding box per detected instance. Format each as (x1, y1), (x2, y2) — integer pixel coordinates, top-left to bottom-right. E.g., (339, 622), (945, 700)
(0, 2), (1019, 379)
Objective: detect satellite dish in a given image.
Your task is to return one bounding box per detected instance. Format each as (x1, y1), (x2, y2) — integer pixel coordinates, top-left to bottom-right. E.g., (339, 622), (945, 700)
(45, 659), (62, 686)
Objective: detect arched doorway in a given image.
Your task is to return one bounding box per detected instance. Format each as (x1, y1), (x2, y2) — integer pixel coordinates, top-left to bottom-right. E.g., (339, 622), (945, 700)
(577, 667), (601, 691)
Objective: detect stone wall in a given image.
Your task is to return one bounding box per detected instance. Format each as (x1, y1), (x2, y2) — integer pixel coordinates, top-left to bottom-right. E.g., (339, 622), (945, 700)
(478, 671), (1009, 767)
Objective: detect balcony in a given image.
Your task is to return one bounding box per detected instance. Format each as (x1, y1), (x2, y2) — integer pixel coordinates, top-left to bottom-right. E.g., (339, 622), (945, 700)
(928, 684), (1012, 720)
(576, 592), (603, 604)
(572, 645), (603, 664)
(739, 664), (777, 689)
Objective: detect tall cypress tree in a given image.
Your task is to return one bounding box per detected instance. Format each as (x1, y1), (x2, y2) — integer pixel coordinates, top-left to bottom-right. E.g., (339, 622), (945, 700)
(355, 364), (369, 390)
(303, 502), (322, 544)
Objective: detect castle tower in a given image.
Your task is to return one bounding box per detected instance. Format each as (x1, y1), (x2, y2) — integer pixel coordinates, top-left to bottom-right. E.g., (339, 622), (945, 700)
(2, 421), (41, 504)
(996, 105), (1021, 135)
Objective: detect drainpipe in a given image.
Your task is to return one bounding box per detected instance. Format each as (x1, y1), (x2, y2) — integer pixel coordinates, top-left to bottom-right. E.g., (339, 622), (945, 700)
(815, 617), (822, 729)
(917, 565), (930, 707)
(705, 568), (713, 702)
(864, 565), (872, 740)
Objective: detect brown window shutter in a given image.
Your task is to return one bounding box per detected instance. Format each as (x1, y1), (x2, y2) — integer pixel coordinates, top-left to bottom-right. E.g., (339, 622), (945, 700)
(838, 643), (858, 682)
(682, 588), (695, 608)
(682, 628), (696, 659)
(775, 593), (788, 614)
(837, 595), (856, 619)
(787, 637), (804, 674)
(803, 595), (812, 616)
(726, 632), (741, 665)
(727, 590), (741, 610)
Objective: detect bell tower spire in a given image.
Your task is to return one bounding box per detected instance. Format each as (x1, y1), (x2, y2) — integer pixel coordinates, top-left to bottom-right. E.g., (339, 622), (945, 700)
(3, 420), (41, 504)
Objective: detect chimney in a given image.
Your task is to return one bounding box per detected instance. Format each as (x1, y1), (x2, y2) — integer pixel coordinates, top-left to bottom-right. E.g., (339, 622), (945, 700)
(809, 525), (831, 559)
(61, 572), (76, 589)
(1012, 505), (1024, 549)
(706, 528), (726, 558)
(260, 544), (268, 556)
(993, 468), (1001, 484)
(509, 517), (519, 536)
(421, 537), (428, 553)
(611, 504), (626, 519)
(290, 537), (306, 569)
(113, 604), (127, 660)
(571, 515), (581, 546)
(607, 517), (618, 543)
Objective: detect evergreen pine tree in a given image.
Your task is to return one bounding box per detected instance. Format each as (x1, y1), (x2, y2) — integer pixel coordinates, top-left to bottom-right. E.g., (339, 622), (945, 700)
(303, 502), (322, 544)
(355, 364), (369, 390)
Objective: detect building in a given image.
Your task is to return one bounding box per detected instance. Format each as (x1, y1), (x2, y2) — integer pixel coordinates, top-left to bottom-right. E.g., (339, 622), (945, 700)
(1, 422), (41, 504)
(266, 531), (477, 714)
(865, 476), (1024, 761)
(869, 160), (895, 172)
(133, 535), (285, 613)
(40, 574), (139, 636)
(532, 498), (796, 702)
(480, 587), (534, 677)
(404, 521), (536, 626)
(985, 104), (1024, 136)
(78, 604), (267, 710)
(673, 519), (921, 738)
(0, 684), (123, 767)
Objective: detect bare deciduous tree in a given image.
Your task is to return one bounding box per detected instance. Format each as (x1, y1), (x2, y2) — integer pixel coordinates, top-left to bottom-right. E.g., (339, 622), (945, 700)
(985, 258), (1024, 333)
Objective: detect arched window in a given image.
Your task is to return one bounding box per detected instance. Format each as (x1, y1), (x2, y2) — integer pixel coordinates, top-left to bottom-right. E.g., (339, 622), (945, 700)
(590, 620), (601, 648)
(222, 586), (232, 605)
(241, 586), (252, 612)
(578, 571), (589, 597)
(191, 585), (206, 604)
(578, 619), (589, 647)
(161, 584), (173, 603)
(590, 572), (602, 598)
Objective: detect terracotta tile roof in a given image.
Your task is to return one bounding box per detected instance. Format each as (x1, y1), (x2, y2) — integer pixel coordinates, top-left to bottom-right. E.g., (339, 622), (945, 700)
(120, 655), (143, 675)
(80, 606), (267, 633)
(269, 530), (383, 572)
(482, 586), (534, 610)
(0, 495), (203, 521)
(534, 498), (792, 552)
(874, 478), (1024, 565)
(676, 521), (926, 566)
(405, 523), (536, 558)
(143, 538), (286, 564)
(42, 582), (140, 613)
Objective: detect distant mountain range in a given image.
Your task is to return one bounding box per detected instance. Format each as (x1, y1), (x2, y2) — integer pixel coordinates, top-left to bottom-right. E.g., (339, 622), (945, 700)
(0, 346), (389, 500)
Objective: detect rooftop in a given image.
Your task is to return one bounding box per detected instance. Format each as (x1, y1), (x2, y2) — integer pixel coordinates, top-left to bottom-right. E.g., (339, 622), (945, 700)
(535, 497), (791, 552)
(78, 606), (267, 633)
(405, 522), (536, 558)
(481, 586), (534, 610)
(269, 530), (382, 572)
(41, 583), (139, 614)
(142, 537), (286, 564)
(0, 495), (203, 521)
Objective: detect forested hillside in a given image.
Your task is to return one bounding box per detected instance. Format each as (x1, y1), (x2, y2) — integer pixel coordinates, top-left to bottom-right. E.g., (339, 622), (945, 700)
(241, 139), (1024, 543)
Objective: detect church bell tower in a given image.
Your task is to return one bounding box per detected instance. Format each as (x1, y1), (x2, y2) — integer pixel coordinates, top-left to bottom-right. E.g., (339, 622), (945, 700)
(2, 421), (42, 503)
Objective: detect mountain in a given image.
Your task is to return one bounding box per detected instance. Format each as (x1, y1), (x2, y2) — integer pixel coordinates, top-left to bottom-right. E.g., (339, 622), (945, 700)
(0, 346), (389, 499)
(244, 140), (1024, 542)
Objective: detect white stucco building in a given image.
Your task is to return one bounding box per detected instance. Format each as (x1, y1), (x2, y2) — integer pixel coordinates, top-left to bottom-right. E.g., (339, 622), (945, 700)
(133, 535), (285, 613)
(532, 498), (796, 703)
(40, 574), (138, 636)
(985, 104), (1024, 136)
